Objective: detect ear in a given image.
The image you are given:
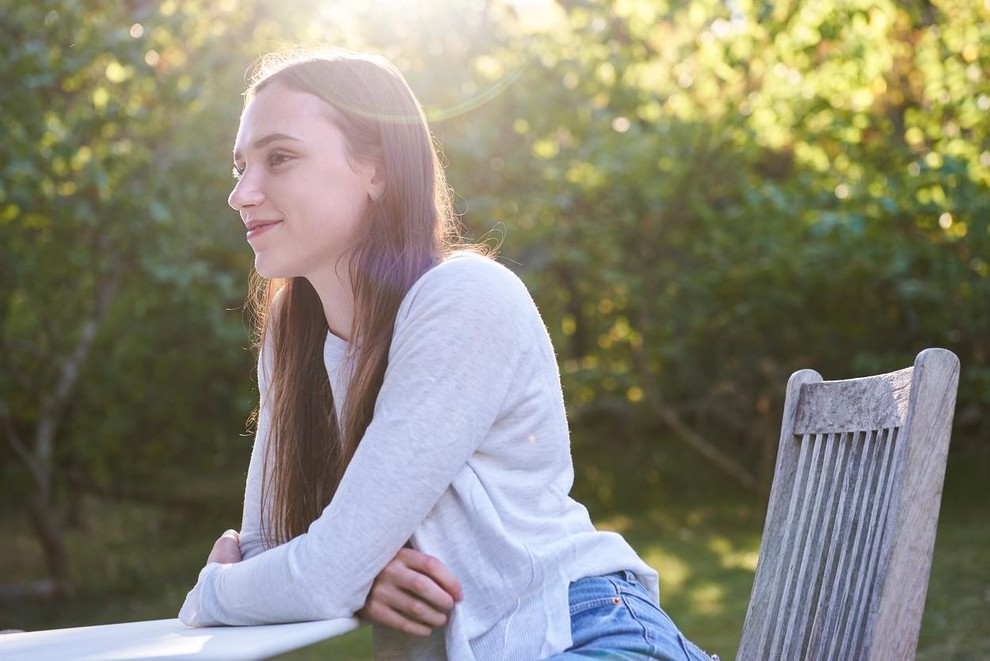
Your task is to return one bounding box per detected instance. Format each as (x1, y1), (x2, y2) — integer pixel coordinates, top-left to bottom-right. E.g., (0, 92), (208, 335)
(368, 164), (386, 202)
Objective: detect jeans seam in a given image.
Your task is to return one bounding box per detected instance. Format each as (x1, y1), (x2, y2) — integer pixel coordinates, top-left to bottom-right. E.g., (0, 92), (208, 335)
(568, 574), (623, 615)
(568, 595), (622, 616)
(609, 576), (657, 651)
(615, 574), (711, 659)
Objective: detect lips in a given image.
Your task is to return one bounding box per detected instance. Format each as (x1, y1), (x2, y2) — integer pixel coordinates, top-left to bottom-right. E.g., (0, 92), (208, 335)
(244, 219), (282, 240)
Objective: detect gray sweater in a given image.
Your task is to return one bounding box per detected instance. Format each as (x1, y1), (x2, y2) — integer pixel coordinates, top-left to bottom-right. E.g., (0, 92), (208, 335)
(178, 252), (659, 660)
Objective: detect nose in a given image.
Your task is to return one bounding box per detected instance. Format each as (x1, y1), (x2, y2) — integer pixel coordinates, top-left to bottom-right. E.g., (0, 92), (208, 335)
(228, 171), (264, 210)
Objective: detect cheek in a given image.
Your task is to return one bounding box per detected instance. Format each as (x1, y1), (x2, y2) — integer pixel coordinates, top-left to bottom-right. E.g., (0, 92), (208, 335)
(323, 179), (372, 222)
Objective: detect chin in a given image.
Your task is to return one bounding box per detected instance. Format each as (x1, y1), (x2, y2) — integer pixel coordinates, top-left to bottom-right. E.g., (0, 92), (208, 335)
(253, 257), (287, 280)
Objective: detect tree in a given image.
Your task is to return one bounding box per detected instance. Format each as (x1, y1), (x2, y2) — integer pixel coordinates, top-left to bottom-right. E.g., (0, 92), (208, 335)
(0, 0), (256, 592)
(434, 0), (990, 501)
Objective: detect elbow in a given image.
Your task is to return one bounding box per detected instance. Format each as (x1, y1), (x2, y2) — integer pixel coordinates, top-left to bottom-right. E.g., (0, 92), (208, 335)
(300, 585), (366, 621)
(178, 595), (206, 627)
(308, 598), (359, 621)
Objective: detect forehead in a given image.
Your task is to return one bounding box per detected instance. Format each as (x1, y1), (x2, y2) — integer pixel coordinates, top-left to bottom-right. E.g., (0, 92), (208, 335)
(233, 83), (338, 153)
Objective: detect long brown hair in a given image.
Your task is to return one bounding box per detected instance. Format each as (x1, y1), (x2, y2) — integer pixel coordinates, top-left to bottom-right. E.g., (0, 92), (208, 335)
(244, 49), (463, 545)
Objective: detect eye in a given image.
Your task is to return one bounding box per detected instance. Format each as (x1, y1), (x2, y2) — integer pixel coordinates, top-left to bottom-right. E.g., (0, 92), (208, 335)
(266, 151), (292, 168)
(232, 163), (244, 180)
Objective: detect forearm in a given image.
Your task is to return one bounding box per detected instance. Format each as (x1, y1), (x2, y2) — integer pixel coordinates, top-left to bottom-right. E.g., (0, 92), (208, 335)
(179, 543), (356, 626)
(237, 347), (272, 562)
(180, 428), (470, 626)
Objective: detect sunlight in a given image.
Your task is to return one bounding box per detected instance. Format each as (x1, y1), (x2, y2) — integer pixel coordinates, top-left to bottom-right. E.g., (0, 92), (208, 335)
(707, 536), (759, 572)
(303, 0), (566, 122)
(640, 547), (692, 592)
(689, 582), (727, 616)
(505, 0), (566, 31)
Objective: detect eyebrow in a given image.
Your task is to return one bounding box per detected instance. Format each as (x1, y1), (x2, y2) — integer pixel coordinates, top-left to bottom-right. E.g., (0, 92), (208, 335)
(232, 133), (303, 159)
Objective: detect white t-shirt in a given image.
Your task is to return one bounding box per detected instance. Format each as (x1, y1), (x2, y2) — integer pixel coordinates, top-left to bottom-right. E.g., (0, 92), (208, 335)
(179, 252), (659, 660)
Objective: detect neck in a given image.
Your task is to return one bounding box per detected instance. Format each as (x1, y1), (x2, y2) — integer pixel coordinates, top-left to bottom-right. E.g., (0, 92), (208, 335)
(306, 267), (355, 343)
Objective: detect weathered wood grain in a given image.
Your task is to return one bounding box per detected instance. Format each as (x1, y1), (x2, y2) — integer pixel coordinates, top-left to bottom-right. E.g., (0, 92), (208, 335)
(736, 349), (959, 661)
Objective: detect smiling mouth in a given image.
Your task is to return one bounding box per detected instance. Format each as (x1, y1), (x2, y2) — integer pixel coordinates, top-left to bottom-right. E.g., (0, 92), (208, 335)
(245, 220), (281, 240)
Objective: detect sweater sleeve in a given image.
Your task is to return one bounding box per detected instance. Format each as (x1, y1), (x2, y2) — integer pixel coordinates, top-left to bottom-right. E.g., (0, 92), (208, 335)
(178, 256), (532, 625)
(237, 343), (272, 562)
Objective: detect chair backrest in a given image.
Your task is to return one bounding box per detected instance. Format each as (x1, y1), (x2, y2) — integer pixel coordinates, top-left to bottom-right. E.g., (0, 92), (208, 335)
(736, 348), (959, 661)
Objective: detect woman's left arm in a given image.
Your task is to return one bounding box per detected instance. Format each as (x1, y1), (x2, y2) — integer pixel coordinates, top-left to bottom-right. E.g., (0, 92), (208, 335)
(179, 257), (531, 626)
(204, 530), (462, 635)
(359, 547), (463, 635)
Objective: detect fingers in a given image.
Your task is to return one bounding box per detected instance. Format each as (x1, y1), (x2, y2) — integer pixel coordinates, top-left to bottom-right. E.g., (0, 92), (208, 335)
(382, 573), (452, 624)
(380, 550), (457, 613)
(361, 548), (462, 636)
(395, 548), (464, 603)
(361, 582), (447, 636)
(361, 603), (433, 637)
(207, 529), (242, 564)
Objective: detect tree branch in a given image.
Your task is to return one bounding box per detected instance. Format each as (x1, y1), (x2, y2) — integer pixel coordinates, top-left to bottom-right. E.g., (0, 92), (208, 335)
(0, 397), (45, 487)
(33, 260), (121, 489)
(648, 390), (760, 492)
(633, 306), (760, 493)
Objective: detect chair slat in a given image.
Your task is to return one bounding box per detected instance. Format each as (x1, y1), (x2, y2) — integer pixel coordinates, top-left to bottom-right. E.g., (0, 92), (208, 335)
(835, 428), (894, 659)
(780, 432), (836, 658)
(821, 430), (869, 661)
(775, 433), (822, 657)
(806, 431), (850, 660)
(758, 431), (816, 657)
(834, 431), (870, 657)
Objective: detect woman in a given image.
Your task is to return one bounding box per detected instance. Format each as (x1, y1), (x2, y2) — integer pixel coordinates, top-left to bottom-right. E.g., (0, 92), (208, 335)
(178, 48), (713, 660)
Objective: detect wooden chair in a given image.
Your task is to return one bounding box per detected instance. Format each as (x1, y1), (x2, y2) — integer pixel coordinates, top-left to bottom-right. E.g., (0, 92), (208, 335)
(736, 348), (960, 661)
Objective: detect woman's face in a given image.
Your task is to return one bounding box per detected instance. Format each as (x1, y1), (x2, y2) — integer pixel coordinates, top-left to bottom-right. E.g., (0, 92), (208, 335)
(228, 81), (380, 282)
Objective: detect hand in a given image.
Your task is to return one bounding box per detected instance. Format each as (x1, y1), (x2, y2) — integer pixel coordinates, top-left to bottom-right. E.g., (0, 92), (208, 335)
(207, 529), (242, 564)
(360, 548), (463, 637)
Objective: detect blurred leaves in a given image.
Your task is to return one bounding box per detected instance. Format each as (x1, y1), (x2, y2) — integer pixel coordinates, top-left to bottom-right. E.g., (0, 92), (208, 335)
(2, 0), (988, 526)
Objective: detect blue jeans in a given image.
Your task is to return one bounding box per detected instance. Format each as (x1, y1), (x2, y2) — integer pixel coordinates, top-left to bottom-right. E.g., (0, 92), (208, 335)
(546, 572), (716, 660)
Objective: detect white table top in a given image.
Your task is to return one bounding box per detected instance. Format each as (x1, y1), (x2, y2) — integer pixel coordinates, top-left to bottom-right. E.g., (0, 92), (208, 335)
(0, 617), (361, 660)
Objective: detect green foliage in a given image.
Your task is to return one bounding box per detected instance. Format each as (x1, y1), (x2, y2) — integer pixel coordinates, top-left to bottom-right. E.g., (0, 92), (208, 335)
(0, 0), (258, 502)
(2, 0), (988, 598)
(434, 0), (990, 495)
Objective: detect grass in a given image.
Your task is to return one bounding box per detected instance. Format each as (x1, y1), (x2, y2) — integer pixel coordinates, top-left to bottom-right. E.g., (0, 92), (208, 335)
(915, 450), (990, 661)
(1, 448), (987, 660)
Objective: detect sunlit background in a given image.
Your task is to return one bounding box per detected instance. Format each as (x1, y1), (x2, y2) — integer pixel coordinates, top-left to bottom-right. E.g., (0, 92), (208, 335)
(2, 1), (988, 658)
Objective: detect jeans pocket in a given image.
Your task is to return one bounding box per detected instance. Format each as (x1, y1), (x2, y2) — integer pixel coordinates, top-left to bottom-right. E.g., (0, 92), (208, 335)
(568, 575), (624, 616)
(569, 595), (623, 616)
(564, 573), (717, 661)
